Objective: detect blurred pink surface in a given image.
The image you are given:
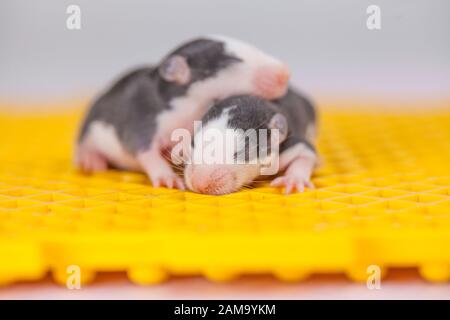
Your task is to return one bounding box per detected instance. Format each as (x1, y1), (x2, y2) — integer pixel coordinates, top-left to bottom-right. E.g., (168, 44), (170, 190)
(1, 269), (449, 300)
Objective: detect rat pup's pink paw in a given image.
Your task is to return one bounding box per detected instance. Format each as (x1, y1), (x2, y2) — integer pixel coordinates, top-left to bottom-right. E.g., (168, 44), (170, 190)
(138, 147), (185, 190)
(75, 147), (108, 173)
(150, 173), (185, 190)
(270, 175), (314, 194)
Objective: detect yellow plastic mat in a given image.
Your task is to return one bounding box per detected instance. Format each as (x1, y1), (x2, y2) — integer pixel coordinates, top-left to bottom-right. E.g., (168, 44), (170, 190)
(0, 102), (449, 285)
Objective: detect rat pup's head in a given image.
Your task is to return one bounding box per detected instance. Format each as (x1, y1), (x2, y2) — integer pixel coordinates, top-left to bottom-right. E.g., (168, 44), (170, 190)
(184, 96), (288, 195)
(157, 36), (290, 102)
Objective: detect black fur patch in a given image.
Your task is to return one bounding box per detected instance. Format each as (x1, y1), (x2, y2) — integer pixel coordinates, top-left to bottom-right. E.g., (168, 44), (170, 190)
(157, 38), (242, 102)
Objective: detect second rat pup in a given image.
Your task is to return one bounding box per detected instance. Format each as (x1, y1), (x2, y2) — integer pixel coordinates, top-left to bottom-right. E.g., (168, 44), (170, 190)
(184, 89), (317, 195)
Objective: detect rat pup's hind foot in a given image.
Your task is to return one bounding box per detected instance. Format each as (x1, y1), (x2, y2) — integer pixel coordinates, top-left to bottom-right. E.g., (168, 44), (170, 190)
(75, 145), (108, 173)
(137, 148), (185, 190)
(271, 155), (315, 194)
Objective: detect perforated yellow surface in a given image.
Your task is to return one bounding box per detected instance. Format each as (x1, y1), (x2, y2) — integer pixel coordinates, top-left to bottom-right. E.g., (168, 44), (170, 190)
(0, 102), (449, 285)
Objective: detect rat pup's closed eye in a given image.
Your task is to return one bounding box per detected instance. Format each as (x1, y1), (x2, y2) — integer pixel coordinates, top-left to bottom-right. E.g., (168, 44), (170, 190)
(74, 35), (290, 189)
(184, 89), (318, 195)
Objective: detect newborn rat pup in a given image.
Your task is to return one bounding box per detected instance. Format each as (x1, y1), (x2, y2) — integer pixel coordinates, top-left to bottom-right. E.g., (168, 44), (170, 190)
(184, 89), (317, 195)
(75, 36), (290, 189)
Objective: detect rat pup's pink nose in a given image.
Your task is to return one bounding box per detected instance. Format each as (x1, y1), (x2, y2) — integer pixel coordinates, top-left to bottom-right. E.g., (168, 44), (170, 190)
(191, 166), (235, 195)
(253, 64), (290, 99)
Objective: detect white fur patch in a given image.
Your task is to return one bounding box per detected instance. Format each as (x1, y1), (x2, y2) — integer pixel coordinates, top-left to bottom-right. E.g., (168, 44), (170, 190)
(84, 121), (141, 170)
(191, 106), (234, 165)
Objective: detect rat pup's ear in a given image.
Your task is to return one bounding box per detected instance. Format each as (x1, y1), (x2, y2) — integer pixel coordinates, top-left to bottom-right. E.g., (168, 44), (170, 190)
(159, 55), (191, 85)
(268, 113), (288, 143)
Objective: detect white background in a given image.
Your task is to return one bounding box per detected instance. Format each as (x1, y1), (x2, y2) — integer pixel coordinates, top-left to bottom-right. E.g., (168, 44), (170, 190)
(0, 0), (449, 299)
(1, 0), (449, 104)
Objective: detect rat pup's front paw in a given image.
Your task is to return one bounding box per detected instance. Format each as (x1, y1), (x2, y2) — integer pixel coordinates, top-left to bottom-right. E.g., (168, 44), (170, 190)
(150, 172), (185, 190)
(270, 174), (314, 194)
(271, 153), (316, 194)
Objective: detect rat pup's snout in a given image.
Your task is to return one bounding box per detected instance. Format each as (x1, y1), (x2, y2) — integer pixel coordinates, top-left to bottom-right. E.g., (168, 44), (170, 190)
(185, 164), (237, 195)
(253, 64), (290, 100)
